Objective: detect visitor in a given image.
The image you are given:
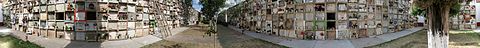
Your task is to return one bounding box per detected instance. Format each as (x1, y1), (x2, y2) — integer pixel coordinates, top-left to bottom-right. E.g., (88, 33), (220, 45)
(241, 29), (245, 34)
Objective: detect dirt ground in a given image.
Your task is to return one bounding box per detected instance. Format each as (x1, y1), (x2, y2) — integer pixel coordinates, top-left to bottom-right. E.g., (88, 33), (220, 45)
(142, 24), (286, 48)
(366, 30), (428, 48)
(449, 30), (480, 48)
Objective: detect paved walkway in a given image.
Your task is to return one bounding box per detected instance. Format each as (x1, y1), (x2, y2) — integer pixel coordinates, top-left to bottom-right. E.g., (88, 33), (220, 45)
(227, 26), (424, 48)
(5, 27), (189, 48)
(470, 28), (480, 36)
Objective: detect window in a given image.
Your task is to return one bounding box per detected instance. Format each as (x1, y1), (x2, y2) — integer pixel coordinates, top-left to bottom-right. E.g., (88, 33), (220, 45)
(327, 21), (335, 30)
(315, 4), (325, 11)
(56, 13), (64, 20)
(86, 12), (97, 20)
(338, 4), (347, 11)
(267, 9), (272, 14)
(326, 13), (335, 20)
(119, 13), (128, 20)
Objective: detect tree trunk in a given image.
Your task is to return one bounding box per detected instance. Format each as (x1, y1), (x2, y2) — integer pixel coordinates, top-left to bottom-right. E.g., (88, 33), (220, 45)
(427, 3), (450, 48)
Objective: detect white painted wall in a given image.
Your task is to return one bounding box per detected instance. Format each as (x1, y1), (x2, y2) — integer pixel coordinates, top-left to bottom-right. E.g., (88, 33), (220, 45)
(0, 3), (3, 22)
(417, 15), (425, 23)
(476, 1), (480, 23)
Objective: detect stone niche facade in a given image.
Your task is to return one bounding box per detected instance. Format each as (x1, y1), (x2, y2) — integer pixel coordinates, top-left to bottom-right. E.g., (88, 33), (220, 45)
(4, 0), (186, 41)
(223, 0), (416, 40)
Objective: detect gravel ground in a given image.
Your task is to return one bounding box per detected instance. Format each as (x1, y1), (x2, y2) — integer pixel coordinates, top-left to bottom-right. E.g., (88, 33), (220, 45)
(366, 30), (428, 48)
(142, 24), (286, 48)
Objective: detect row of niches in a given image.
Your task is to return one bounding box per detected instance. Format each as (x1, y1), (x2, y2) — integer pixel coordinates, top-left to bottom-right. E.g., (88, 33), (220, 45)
(22, 12), (157, 21)
(266, 0), (387, 6)
(26, 21), (156, 31)
(258, 22), (414, 40)
(6, 0), (182, 41)
(253, 0), (411, 15)
(254, 16), (413, 40)
(255, 22), (412, 40)
(259, 12), (406, 21)
(461, 5), (476, 13)
(262, 3), (389, 15)
(19, 27), (159, 41)
(281, 22), (413, 40)
(274, 19), (390, 31)
(229, 0), (414, 40)
(283, 0), (373, 4)
(6, 0), (150, 6)
(17, 3), (149, 14)
(256, 15), (412, 30)
(264, 28), (398, 40)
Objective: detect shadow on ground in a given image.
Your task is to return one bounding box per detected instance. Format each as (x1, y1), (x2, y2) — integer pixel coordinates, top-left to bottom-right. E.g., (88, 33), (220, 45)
(64, 41), (101, 48)
(216, 25), (287, 48)
(143, 24), (219, 48)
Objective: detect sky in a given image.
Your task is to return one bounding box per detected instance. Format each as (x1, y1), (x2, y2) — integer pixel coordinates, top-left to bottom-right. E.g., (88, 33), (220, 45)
(192, 0), (203, 12)
(192, 0), (243, 13)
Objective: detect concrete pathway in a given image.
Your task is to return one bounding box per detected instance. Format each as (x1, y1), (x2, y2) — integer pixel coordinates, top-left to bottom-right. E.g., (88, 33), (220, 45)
(473, 28), (480, 32)
(6, 27), (189, 48)
(0, 27), (11, 37)
(227, 26), (423, 48)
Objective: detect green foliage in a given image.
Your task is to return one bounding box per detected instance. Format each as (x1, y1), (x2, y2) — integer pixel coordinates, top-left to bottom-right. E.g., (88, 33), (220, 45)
(411, 1), (463, 17)
(411, 6), (425, 16)
(200, 0), (227, 21)
(450, 3), (462, 16)
(0, 35), (43, 48)
(185, 0), (193, 6)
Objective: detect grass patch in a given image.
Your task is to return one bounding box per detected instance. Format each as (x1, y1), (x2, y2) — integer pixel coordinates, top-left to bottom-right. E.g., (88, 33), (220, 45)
(365, 30), (427, 48)
(0, 35), (43, 48)
(449, 30), (480, 47)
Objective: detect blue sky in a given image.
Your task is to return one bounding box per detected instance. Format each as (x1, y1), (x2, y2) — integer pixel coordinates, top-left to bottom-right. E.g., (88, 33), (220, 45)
(191, 0), (243, 13)
(192, 0), (203, 12)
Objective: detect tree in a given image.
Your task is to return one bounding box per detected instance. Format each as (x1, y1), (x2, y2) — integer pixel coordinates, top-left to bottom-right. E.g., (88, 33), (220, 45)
(182, 0), (194, 25)
(412, 0), (471, 48)
(200, 0), (226, 35)
(200, 0), (226, 22)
